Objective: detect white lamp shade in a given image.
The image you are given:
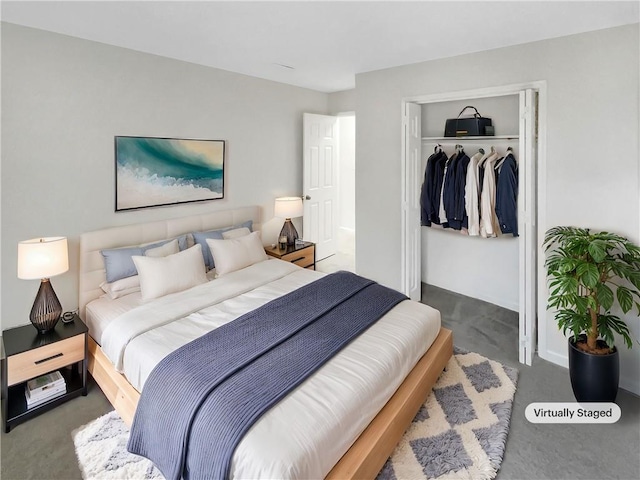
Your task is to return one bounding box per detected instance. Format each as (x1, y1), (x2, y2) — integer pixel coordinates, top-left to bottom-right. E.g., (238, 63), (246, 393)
(274, 197), (303, 219)
(18, 237), (69, 280)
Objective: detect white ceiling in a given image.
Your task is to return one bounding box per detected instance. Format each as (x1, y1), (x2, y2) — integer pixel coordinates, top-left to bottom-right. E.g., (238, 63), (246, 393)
(2, 1), (638, 93)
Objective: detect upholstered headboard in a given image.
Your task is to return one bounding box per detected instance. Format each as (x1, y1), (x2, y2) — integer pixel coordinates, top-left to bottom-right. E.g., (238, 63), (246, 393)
(78, 206), (261, 319)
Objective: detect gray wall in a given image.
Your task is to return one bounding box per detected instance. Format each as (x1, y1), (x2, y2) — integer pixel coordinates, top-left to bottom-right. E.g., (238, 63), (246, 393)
(1, 23), (328, 330)
(328, 89), (356, 115)
(354, 24), (640, 393)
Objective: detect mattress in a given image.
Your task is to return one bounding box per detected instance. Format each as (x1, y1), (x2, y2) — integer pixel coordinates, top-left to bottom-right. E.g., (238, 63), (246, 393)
(91, 259), (441, 479)
(85, 269), (218, 343)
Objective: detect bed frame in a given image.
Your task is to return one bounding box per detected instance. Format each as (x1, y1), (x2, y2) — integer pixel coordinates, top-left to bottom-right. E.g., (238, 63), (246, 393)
(79, 206), (453, 480)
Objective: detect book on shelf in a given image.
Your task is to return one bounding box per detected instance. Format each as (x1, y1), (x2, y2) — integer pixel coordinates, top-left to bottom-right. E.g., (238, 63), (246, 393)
(26, 371), (65, 397)
(26, 379), (66, 401)
(25, 383), (66, 408)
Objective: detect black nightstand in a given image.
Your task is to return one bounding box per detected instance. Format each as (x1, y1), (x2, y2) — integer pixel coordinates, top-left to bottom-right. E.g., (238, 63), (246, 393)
(1, 315), (88, 432)
(265, 241), (316, 270)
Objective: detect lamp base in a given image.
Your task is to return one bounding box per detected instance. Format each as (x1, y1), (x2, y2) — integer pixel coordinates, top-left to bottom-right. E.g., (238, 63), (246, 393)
(30, 279), (62, 334)
(279, 219), (299, 246)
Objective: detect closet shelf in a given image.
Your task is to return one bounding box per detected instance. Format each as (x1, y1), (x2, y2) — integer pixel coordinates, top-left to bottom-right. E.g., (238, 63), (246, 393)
(422, 135), (519, 141)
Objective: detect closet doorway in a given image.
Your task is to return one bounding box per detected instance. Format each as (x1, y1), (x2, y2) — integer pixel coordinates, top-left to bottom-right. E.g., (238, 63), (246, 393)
(400, 83), (546, 365)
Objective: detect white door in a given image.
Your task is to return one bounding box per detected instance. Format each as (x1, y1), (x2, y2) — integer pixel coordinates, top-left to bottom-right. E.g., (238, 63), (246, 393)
(519, 88), (538, 365)
(401, 103), (422, 301)
(303, 113), (338, 261)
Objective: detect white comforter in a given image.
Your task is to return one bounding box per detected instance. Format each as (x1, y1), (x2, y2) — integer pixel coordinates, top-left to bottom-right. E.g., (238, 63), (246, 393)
(99, 259), (441, 479)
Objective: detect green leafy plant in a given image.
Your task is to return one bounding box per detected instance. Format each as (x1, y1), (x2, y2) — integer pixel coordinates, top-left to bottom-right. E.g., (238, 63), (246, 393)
(543, 226), (640, 354)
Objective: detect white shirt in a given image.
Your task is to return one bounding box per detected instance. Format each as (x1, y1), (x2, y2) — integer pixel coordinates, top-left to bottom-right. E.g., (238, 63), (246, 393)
(465, 152), (483, 236)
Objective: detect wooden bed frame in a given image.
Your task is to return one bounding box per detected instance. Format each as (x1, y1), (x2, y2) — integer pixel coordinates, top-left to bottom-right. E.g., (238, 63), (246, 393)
(79, 207), (453, 479)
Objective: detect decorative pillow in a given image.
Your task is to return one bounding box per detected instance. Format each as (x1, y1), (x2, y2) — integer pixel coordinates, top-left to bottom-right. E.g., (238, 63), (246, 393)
(205, 231), (268, 277)
(101, 246), (144, 283)
(192, 220), (253, 270)
(100, 239), (182, 298)
(100, 236), (188, 283)
(222, 227), (251, 240)
(100, 275), (141, 300)
(132, 244), (208, 302)
(145, 238), (179, 257)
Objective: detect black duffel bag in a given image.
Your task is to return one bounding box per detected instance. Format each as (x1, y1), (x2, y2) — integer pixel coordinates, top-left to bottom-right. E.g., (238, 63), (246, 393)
(444, 106), (493, 137)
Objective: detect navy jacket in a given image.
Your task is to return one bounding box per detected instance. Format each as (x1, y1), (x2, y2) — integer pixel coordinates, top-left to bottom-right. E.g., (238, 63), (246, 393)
(441, 153), (459, 229)
(420, 151), (446, 226)
(442, 151), (469, 230)
(453, 152), (470, 229)
(495, 154), (518, 236)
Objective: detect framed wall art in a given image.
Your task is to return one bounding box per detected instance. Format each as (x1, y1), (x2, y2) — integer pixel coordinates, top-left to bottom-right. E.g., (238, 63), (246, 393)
(115, 136), (225, 211)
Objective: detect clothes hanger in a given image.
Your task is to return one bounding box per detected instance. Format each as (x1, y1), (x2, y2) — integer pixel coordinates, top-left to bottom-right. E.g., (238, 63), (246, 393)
(497, 146), (515, 170)
(478, 146), (494, 167)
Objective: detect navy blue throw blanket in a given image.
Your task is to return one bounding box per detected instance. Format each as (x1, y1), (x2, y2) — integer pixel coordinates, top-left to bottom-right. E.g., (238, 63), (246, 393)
(127, 271), (407, 480)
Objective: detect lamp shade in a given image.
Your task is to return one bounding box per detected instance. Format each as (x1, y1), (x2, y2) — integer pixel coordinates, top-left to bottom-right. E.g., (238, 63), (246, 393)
(274, 197), (303, 219)
(18, 237), (69, 280)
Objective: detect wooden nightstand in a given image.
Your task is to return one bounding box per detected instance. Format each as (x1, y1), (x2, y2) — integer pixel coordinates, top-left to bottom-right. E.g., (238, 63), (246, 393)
(2, 315), (88, 432)
(265, 241), (316, 270)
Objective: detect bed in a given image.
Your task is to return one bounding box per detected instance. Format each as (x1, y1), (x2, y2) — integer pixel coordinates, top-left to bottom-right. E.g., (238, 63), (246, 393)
(79, 206), (453, 479)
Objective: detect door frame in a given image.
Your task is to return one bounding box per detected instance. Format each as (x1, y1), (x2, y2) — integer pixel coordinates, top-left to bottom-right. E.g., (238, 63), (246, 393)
(400, 81), (547, 365)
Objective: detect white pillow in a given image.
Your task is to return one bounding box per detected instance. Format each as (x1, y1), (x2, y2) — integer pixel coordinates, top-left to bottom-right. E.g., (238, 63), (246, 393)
(99, 239), (181, 299)
(222, 227), (251, 240)
(206, 231), (268, 277)
(132, 244), (208, 302)
(145, 238), (179, 257)
(100, 275), (141, 300)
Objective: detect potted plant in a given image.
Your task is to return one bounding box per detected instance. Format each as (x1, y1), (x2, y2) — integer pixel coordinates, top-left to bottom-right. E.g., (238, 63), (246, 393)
(543, 226), (640, 402)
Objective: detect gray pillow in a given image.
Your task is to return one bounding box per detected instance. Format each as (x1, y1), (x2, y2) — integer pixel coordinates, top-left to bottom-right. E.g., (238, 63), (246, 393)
(101, 235), (189, 283)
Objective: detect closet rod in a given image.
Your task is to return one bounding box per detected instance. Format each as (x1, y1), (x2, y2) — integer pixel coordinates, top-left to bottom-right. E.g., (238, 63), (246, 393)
(422, 135), (519, 141)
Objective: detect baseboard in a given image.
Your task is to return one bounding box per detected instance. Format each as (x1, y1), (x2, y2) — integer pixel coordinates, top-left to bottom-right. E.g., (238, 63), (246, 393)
(538, 348), (569, 369)
(424, 281), (518, 312)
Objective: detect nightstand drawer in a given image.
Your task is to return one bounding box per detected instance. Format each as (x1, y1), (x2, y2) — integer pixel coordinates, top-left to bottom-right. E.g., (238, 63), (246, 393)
(7, 335), (84, 386)
(282, 247), (314, 268)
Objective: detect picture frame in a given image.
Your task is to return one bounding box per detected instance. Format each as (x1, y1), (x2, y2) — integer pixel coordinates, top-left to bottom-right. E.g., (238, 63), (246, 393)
(115, 136), (225, 211)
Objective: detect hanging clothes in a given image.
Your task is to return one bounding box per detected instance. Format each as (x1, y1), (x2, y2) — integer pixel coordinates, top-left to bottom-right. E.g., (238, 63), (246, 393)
(420, 149), (446, 226)
(479, 151), (501, 238)
(430, 152), (448, 225)
(449, 149), (470, 230)
(477, 147), (494, 200)
(465, 151), (483, 236)
(438, 152), (458, 226)
(496, 152), (519, 236)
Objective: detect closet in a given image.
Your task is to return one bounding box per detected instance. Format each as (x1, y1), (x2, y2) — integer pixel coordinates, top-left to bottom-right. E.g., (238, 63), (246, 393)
(421, 96), (520, 312)
(401, 85), (540, 365)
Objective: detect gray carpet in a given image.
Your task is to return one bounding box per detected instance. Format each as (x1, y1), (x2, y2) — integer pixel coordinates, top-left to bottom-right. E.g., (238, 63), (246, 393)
(423, 284), (640, 480)
(1, 283), (639, 479)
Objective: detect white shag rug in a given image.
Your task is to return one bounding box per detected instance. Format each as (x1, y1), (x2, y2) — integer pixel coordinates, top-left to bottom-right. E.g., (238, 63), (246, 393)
(73, 348), (517, 480)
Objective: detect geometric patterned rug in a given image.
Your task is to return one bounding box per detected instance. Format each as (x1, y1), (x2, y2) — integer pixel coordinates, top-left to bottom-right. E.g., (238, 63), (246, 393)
(72, 348), (517, 480)
(377, 347), (518, 480)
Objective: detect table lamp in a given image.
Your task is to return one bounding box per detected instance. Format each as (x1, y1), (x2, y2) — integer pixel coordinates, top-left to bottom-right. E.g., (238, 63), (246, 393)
(18, 237), (69, 334)
(274, 197), (303, 245)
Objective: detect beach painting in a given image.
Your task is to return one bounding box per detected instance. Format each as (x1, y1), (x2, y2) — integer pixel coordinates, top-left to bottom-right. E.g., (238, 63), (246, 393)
(115, 136), (224, 211)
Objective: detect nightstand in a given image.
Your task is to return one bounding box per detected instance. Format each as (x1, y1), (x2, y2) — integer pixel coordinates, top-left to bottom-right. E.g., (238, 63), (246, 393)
(265, 241), (316, 270)
(2, 315), (88, 432)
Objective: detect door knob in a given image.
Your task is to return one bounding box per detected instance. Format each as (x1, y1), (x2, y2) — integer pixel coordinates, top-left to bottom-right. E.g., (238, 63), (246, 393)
(305, 195), (311, 200)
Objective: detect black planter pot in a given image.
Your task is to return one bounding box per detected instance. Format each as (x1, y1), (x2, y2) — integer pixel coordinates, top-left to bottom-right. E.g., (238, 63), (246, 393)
(568, 335), (619, 402)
